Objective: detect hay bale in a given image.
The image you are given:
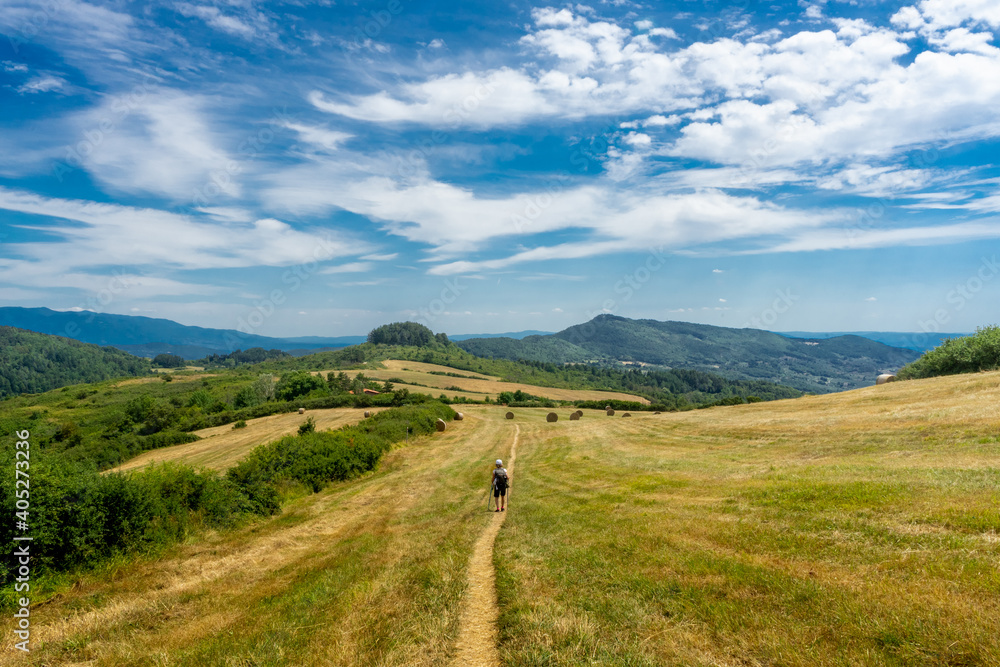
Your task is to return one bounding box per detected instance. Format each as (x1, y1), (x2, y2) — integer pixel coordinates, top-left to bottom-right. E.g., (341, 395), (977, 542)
(606, 409), (615, 416)
(622, 412), (632, 418)
(505, 411), (514, 420)
(654, 411), (661, 415)
(569, 412), (581, 421)
(454, 412), (464, 421)
(363, 410), (371, 418)
(574, 410), (584, 417)
(876, 374), (897, 385)
(298, 407), (305, 415)
(436, 418), (446, 432)
(546, 412), (558, 422)
(605, 405), (612, 411)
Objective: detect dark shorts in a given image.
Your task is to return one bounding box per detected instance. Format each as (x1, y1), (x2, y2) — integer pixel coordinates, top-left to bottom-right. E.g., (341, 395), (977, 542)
(494, 487), (507, 497)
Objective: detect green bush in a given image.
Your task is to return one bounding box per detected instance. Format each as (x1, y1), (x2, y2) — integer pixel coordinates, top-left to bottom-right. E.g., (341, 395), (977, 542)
(233, 420), (247, 429)
(898, 326), (1000, 379)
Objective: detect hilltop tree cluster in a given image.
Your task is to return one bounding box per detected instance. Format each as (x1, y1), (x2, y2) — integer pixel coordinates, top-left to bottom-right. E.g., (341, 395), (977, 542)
(367, 322), (448, 347)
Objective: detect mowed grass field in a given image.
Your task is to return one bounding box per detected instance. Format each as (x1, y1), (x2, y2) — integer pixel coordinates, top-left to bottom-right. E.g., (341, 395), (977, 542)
(320, 360), (650, 404)
(7, 371), (1000, 665)
(110, 407), (387, 473)
(496, 372), (1000, 665)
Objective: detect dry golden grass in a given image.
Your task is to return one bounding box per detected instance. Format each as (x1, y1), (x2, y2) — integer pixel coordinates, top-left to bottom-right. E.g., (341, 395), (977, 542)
(495, 372), (1000, 665)
(11, 372), (1000, 665)
(109, 407), (384, 473)
(3, 410), (518, 666)
(318, 360), (649, 404)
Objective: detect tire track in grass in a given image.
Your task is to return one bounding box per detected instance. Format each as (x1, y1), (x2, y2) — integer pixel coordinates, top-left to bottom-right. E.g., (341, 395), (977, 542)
(451, 424), (518, 667)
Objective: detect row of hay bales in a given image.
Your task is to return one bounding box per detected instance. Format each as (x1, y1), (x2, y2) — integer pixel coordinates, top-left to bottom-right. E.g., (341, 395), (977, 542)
(501, 407), (652, 421)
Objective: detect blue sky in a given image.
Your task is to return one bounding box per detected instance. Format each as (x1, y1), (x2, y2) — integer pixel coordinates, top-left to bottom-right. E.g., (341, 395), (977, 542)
(1, 0), (999, 338)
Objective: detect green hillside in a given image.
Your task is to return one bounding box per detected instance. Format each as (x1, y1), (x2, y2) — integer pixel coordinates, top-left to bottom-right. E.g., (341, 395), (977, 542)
(458, 315), (919, 392)
(263, 340), (802, 407)
(0, 327), (151, 398)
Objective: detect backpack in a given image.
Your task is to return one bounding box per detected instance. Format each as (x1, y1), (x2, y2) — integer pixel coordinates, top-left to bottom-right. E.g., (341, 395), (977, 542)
(494, 469), (508, 491)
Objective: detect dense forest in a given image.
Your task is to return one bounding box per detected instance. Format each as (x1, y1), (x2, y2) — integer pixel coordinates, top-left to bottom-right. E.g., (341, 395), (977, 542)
(193, 347), (291, 368)
(0, 327), (150, 398)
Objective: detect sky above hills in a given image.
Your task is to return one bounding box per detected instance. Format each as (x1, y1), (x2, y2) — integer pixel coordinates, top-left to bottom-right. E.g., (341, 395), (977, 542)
(0, 0), (998, 338)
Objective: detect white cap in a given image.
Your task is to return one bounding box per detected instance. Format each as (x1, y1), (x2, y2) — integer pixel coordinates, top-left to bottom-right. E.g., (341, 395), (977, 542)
(496, 459), (503, 466)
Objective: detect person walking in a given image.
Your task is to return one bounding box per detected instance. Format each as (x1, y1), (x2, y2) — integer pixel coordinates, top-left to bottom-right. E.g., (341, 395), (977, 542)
(492, 459), (510, 512)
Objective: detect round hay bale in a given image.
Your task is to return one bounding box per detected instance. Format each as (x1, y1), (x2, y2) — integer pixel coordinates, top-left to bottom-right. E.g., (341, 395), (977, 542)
(569, 412), (581, 421)
(622, 412), (632, 418)
(546, 412), (558, 422)
(876, 374), (897, 385)
(454, 412), (464, 421)
(505, 411), (514, 420)
(606, 409), (615, 416)
(363, 410), (371, 418)
(604, 405), (612, 411)
(436, 418), (446, 432)
(574, 410), (584, 417)
(298, 407), (305, 415)
(654, 411), (661, 415)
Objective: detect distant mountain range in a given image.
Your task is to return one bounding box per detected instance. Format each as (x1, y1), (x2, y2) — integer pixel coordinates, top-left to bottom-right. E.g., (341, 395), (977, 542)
(455, 315), (921, 393)
(778, 331), (969, 353)
(0, 308), (550, 359)
(0, 307), (365, 359)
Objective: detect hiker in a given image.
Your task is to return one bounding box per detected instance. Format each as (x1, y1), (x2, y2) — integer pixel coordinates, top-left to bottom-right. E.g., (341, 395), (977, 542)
(492, 459), (510, 512)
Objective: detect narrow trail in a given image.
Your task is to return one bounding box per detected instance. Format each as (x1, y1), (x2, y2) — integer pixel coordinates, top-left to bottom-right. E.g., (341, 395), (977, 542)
(451, 424), (519, 667)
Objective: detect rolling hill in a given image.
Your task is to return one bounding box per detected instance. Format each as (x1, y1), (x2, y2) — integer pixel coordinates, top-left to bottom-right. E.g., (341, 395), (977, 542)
(0, 326), (151, 397)
(0, 307), (366, 358)
(12, 371), (1000, 664)
(456, 314), (920, 393)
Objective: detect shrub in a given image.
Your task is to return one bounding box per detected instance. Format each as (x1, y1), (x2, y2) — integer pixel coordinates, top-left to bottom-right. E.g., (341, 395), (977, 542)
(276, 371), (325, 401)
(298, 416), (316, 435)
(898, 326), (1000, 379)
(233, 420), (248, 429)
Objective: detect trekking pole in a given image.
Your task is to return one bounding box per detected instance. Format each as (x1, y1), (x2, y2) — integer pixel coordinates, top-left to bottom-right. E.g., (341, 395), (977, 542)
(486, 479), (495, 511)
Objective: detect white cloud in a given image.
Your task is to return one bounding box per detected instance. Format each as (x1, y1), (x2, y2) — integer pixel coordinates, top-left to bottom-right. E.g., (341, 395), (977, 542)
(0, 187), (370, 296)
(319, 262), (374, 274)
(893, 0), (1000, 31)
(313, 8), (1000, 179)
(428, 38), (445, 49)
(17, 75), (66, 94)
(713, 269), (724, 273)
(68, 90), (239, 200)
(866, 296), (878, 301)
(174, 3), (275, 41)
(285, 123), (353, 152)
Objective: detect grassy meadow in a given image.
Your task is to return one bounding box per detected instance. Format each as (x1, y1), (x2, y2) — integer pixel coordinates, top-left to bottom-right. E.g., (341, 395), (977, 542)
(5, 370), (1000, 664)
(334, 359), (651, 404)
(111, 406), (389, 473)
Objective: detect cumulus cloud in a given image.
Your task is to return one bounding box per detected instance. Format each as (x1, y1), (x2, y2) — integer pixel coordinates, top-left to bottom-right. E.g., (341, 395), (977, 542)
(312, 6), (1000, 175)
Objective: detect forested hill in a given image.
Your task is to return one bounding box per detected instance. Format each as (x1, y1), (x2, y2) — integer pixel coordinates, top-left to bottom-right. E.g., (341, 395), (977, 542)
(456, 315), (920, 393)
(0, 327), (151, 397)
